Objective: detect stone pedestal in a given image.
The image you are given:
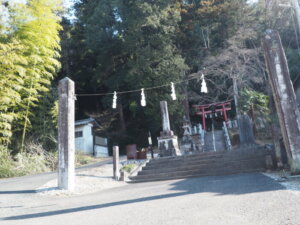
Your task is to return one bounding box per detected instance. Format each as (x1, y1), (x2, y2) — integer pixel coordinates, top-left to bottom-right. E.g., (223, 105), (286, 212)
(158, 130), (181, 157)
(158, 101), (181, 157)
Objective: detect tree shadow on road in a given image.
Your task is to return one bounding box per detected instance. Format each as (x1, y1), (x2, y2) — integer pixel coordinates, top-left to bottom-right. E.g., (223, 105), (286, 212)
(1, 173), (287, 221)
(0, 190), (36, 194)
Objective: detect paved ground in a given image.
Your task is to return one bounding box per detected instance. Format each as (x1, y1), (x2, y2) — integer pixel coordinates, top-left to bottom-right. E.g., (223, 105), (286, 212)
(0, 163), (300, 225)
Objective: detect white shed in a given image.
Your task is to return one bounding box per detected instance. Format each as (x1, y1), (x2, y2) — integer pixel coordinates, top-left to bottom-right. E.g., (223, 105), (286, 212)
(75, 118), (109, 157)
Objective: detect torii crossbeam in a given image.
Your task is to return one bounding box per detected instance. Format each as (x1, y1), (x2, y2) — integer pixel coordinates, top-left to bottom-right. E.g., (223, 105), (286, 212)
(193, 100), (232, 130)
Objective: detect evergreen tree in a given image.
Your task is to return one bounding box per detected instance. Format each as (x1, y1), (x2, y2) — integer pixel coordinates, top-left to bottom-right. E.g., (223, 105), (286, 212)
(117, 0), (188, 138)
(178, 0), (247, 72)
(66, 0), (188, 146)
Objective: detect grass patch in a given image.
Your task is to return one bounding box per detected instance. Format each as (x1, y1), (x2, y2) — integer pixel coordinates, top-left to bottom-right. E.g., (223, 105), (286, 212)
(75, 152), (106, 167)
(76, 152), (95, 167)
(121, 164), (137, 173)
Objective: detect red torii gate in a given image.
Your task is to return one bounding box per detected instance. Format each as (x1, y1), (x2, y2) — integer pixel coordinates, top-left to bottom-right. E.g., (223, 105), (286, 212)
(193, 100), (232, 130)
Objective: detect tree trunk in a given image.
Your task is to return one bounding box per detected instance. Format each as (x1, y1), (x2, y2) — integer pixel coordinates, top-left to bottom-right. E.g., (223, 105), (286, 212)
(182, 80), (191, 123)
(233, 76), (239, 115)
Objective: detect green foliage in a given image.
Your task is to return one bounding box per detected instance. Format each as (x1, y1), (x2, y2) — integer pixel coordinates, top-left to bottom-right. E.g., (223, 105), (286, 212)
(66, 0), (188, 147)
(239, 89), (270, 118)
(0, 0), (62, 149)
(0, 40), (25, 144)
(118, 0), (188, 139)
(178, 0), (247, 71)
(285, 48), (300, 81)
(29, 89), (58, 151)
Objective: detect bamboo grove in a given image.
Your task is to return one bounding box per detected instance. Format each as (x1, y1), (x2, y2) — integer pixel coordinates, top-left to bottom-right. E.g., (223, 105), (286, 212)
(0, 0), (61, 149)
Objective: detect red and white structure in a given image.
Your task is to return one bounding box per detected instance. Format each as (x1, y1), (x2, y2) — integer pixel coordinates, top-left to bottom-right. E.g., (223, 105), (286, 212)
(193, 100), (232, 131)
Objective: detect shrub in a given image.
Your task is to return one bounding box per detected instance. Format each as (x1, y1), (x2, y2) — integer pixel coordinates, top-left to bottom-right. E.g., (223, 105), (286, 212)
(0, 142), (57, 178)
(0, 142), (99, 178)
(0, 146), (16, 178)
(14, 141), (55, 176)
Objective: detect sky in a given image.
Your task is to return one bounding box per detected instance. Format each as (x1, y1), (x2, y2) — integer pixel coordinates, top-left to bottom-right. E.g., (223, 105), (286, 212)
(7, 0), (76, 19)
(247, 0), (259, 3)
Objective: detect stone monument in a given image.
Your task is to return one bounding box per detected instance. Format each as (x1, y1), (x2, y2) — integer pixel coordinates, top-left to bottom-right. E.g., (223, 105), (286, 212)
(157, 101), (181, 157)
(180, 121), (193, 154)
(180, 121), (204, 154)
(58, 77), (75, 191)
(238, 114), (255, 145)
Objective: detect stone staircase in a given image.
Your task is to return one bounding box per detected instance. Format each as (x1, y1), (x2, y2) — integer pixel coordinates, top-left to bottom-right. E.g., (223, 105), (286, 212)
(204, 130), (226, 152)
(129, 148), (270, 183)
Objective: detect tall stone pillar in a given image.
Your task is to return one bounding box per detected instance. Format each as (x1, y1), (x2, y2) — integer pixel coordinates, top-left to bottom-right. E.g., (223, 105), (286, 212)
(263, 30), (300, 174)
(113, 146), (120, 180)
(58, 77), (75, 190)
(157, 101), (181, 157)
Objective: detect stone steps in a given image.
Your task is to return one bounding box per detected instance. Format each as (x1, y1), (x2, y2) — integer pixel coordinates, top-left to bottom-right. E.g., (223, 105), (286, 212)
(139, 157), (265, 175)
(129, 149), (269, 183)
(204, 130), (226, 152)
(146, 151), (266, 168)
(151, 150), (226, 161)
(147, 152), (225, 165)
(129, 168), (264, 183)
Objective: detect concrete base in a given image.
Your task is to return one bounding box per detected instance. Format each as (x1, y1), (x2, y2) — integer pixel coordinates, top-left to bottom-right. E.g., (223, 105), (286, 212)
(158, 135), (181, 157)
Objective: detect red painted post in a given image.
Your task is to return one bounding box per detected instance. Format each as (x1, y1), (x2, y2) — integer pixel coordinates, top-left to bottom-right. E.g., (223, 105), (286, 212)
(223, 104), (229, 126)
(202, 107), (206, 130)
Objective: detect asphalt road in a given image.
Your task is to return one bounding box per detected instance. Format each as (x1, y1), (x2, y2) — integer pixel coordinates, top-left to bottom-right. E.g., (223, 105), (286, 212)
(0, 165), (300, 225)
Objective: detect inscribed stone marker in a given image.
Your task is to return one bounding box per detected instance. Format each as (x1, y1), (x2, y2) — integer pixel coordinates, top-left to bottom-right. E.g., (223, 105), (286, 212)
(58, 77), (75, 190)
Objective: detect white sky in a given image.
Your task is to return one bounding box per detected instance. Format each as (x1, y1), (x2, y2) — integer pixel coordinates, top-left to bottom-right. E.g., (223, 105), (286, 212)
(247, 0), (259, 3)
